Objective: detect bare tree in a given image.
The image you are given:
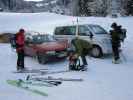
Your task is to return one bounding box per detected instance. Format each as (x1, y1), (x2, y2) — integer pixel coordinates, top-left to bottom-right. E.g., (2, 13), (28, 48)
(71, 0), (79, 16)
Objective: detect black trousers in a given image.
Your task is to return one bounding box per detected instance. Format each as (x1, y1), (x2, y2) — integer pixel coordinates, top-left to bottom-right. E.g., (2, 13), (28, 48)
(81, 55), (88, 65)
(112, 45), (120, 61)
(17, 50), (24, 70)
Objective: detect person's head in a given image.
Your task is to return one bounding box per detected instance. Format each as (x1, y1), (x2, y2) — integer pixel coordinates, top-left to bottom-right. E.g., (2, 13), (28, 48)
(111, 22), (117, 29)
(19, 28), (25, 33)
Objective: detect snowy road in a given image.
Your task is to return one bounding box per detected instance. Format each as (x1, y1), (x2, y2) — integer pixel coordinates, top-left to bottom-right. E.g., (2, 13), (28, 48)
(0, 12), (133, 100)
(0, 43), (133, 100)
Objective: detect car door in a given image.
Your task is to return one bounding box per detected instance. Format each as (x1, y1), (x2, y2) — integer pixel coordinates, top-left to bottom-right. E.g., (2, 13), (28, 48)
(78, 25), (93, 42)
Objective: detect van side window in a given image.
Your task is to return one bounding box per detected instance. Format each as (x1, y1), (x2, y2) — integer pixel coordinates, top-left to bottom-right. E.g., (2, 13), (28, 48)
(66, 26), (76, 35)
(90, 25), (107, 34)
(55, 26), (76, 35)
(79, 26), (91, 36)
(55, 27), (65, 35)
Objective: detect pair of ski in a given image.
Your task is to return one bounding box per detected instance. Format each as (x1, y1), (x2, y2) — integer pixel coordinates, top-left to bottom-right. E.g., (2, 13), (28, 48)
(27, 75), (83, 82)
(7, 77), (83, 97)
(9, 69), (83, 96)
(7, 78), (62, 97)
(26, 75), (62, 86)
(7, 79), (48, 96)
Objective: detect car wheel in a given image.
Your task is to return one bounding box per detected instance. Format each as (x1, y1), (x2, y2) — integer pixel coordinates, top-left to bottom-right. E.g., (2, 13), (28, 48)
(37, 53), (47, 64)
(90, 45), (103, 58)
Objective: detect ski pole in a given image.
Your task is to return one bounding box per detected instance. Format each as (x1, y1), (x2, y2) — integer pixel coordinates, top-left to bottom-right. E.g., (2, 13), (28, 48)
(26, 75), (62, 86)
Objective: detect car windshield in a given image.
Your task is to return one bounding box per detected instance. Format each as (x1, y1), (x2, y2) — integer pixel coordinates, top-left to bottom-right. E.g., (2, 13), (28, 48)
(47, 35), (56, 42)
(32, 35), (56, 44)
(89, 25), (107, 34)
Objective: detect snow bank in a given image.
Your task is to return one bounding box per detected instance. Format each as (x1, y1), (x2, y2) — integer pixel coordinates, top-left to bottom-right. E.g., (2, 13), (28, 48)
(0, 12), (133, 100)
(0, 12), (133, 36)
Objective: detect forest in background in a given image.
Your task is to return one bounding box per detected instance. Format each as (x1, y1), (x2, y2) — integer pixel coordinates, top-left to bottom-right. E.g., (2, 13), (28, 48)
(0, 0), (133, 16)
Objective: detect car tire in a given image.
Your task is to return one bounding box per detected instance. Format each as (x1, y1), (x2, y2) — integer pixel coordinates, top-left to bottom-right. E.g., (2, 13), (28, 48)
(90, 45), (103, 58)
(37, 53), (47, 64)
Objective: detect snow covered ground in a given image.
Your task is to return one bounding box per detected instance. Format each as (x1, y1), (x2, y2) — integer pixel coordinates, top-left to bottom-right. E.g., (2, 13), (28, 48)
(0, 12), (133, 100)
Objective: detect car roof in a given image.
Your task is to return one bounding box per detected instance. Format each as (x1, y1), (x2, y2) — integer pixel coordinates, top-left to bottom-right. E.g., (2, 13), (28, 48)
(55, 24), (100, 28)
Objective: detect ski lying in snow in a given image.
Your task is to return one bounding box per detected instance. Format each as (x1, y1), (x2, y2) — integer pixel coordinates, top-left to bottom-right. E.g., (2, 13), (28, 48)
(18, 79), (56, 87)
(29, 79), (62, 86)
(41, 70), (70, 75)
(26, 75), (62, 86)
(31, 70), (71, 76)
(13, 69), (48, 73)
(28, 76), (83, 82)
(7, 79), (48, 96)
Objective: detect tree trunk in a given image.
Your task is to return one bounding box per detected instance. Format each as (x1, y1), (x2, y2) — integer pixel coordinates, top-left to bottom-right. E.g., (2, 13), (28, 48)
(71, 0), (79, 16)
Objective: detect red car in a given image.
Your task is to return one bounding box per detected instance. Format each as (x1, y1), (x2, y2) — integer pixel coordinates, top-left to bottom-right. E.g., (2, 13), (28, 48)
(24, 34), (68, 64)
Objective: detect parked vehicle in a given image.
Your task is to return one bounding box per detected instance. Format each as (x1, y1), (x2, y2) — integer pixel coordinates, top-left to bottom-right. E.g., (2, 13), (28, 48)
(54, 24), (112, 58)
(10, 31), (39, 49)
(0, 8), (3, 12)
(24, 34), (68, 64)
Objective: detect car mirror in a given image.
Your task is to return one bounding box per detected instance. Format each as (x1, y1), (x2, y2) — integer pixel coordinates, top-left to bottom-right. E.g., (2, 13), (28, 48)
(90, 34), (93, 39)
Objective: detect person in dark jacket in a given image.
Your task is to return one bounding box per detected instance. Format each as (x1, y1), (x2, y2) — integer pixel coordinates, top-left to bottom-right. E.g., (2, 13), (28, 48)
(110, 22), (121, 63)
(16, 29), (25, 71)
(70, 37), (92, 71)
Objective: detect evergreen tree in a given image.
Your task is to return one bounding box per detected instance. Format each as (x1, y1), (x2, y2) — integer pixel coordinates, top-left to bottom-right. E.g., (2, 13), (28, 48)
(125, 0), (133, 15)
(78, 0), (108, 16)
(78, 0), (92, 16)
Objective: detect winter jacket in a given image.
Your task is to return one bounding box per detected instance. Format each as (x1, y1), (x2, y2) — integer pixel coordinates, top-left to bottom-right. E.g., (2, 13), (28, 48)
(110, 27), (121, 47)
(72, 38), (92, 56)
(16, 32), (25, 52)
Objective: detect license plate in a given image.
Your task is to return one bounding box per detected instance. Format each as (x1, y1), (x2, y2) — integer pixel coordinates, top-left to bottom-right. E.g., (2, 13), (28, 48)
(47, 51), (55, 54)
(57, 52), (67, 57)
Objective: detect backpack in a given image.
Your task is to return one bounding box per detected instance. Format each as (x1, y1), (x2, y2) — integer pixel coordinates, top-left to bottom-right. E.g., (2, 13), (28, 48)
(10, 34), (17, 49)
(120, 28), (127, 42)
(69, 58), (81, 71)
(69, 54), (83, 71)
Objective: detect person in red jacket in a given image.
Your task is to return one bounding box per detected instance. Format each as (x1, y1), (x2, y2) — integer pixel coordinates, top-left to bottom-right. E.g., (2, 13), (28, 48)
(16, 29), (25, 71)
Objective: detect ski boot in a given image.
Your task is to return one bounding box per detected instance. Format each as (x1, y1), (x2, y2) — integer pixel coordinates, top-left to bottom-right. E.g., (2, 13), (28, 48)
(112, 59), (121, 64)
(17, 66), (26, 72)
(79, 65), (88, 71)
